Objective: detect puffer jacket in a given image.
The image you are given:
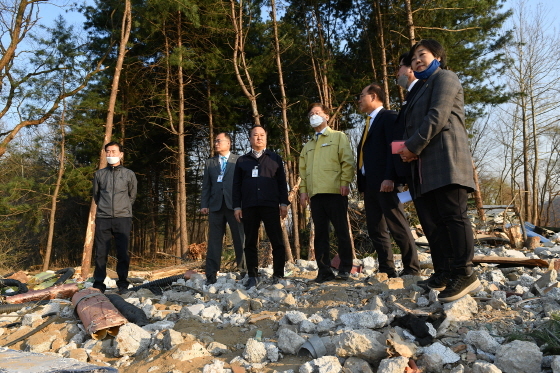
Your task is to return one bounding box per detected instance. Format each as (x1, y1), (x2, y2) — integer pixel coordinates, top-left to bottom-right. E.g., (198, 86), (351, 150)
(93, 165), (137, 218)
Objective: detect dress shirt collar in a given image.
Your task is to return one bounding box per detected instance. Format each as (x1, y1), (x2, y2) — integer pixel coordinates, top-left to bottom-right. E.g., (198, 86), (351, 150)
(219, 152), (231, 160)
(368, 106), (384, 122)
(407, 79), (419, 92)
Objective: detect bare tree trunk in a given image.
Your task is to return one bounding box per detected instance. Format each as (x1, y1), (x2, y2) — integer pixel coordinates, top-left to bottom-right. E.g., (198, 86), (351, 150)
(43, 97), (67, 271)
(308, 219), (315, 261)
(271, 0), (300, 259)
(230, 0), (261, 125)
(472, 160), (486, 222)
(177, 12), (190, 255)
(207, 81), (214, 150)
(403, 0), (416, 44)
(373, 1), (390, 109)
(81, 0), (132, 280)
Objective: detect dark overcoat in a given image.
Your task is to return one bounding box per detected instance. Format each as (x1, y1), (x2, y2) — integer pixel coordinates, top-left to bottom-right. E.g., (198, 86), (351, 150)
(403, 68), (476, 196)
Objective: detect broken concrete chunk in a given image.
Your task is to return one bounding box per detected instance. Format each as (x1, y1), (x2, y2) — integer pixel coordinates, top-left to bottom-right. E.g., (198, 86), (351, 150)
(171, 341), (211, 361)
(494, 340), (542, 373)
(465, 329), (501, 354)
(472, 360), (502, 373)
(421, 342), (460, 364)
(285, 310), (307, 325)
(334, 329), (386, 362)
(299, 355), (342, 373)
(277, 328), (305, 355)
(0, 347), (117, 372)
(443, 295), (478, 321)
(243, 338), (267, 363)
(265, 342), (279, 363)
(342, 356), (374, 373)
(162, 329), (183, 350)
(377, 356), (410, 373)
(340, 310), (388, 329)
(207, 342), (229, 356)
(114, 323), (152, 357)
(226, 290), (250, 310)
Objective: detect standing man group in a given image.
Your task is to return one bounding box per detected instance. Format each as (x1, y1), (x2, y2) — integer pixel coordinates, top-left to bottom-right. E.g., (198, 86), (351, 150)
(200, 132), (245, 286)
(299, 103), (355, 283)
(357, 83), (420, 278)
(92, 142), (137, 294)
(232, 126), (289, 289)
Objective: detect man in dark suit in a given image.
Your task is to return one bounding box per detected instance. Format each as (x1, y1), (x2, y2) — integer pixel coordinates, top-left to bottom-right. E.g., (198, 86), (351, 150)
(233, 125), (289, 289)
(357, 82), (420, 278)
(200, 132), (245, 285)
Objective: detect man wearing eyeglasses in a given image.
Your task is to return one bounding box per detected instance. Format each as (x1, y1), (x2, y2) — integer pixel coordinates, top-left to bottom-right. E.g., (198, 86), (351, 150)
(200, 132), (245, 285)
(357, 83), (420, 278)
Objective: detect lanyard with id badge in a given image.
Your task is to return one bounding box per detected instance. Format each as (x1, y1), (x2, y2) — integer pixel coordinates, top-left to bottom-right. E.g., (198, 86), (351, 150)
(252, 166), (258, 178)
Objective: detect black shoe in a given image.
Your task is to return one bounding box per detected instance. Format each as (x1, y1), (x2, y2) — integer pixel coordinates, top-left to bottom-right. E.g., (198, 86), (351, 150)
(381, 271), (398, 278)
(272, 276), (284, 285)
(399, 269), (421, 277)
(117, 287), (129, 295)
(336, 271), (350, 281)
(206, 275), (217, 285)
(314, 272), (336, 283)
(246, 276), (258, 289)
(417, 272), (449, 291)
(438, 272), (482, 302)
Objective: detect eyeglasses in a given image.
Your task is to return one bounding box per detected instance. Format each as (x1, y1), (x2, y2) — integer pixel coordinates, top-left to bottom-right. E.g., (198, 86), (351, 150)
(214, 139), (227, 143)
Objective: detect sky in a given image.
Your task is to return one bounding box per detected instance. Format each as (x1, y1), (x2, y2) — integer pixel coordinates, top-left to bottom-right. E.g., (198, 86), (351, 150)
(38, 0), (560, 30)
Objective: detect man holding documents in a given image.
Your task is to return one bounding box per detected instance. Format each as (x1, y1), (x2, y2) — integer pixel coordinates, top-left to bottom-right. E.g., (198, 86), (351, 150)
(357, 83), (420, 277)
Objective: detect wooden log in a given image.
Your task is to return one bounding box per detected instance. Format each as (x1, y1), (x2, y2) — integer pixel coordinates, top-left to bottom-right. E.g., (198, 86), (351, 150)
(473, 255), (548, 268)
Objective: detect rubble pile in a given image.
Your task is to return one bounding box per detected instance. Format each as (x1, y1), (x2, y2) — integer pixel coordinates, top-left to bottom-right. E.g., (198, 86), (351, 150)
(3, 226), (560, 372)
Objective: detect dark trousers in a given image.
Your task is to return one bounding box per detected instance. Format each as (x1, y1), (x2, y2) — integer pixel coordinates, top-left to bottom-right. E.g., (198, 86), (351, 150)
(413, 195), (448, 274)
(242, 206), (286, 278)
(93, 217), (132, 292)
(310, 194), (353, 275)
(205, 199), (245, 277)
(364, 189), (420, 275)
(416, 184), (474, 276)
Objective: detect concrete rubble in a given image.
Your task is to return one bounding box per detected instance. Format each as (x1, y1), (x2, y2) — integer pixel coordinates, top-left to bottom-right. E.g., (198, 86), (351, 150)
(3, 221), (560, 372)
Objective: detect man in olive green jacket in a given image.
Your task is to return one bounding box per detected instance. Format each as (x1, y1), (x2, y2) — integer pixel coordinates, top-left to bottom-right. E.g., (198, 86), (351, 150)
(300, 103), (355, 283)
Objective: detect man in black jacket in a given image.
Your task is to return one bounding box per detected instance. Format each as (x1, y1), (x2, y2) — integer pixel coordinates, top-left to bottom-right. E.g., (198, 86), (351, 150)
(92, 141), (137, 293)
(233, 126), (289, 289)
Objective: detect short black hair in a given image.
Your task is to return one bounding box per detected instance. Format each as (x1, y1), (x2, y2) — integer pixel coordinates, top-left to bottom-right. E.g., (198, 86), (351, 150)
(399, 51), (411, 67)
(409, 39), (447, 69)
(366, 83), (385, 104)
(105, 141), (123, 152)
(249, 125), (266, 136)
(217, 132), (232, 142)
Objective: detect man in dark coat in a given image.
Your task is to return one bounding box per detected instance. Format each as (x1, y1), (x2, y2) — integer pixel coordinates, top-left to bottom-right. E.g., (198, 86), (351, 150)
(357, 83), (420, 278)
(232, 125), (289, 289)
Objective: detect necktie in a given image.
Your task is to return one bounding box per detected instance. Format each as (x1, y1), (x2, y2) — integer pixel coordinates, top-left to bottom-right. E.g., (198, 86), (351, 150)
(358, 116), (371, 170)
(315, 133), (320, 142)
(220, 156), (227, 174)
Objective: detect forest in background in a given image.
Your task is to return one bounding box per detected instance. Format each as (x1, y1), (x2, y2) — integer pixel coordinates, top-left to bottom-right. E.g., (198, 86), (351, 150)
(0, 0), (558, 272)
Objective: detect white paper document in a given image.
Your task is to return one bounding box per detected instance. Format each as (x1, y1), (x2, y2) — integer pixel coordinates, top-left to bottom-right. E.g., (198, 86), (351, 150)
(398, 190), (412, 204)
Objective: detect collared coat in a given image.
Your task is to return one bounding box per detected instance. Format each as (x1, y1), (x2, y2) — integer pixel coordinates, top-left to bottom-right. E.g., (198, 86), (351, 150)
(200, 153), (240, 212)
(299, 127), (354, 198)
(403, 68), (476, 196)
(232, 149), (289, 209)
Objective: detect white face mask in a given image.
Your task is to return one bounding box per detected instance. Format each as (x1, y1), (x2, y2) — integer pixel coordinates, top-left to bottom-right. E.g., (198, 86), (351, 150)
(309, 114), (324, 128)
(397, 74), (409, 89)
(107, 156), (120, 165)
